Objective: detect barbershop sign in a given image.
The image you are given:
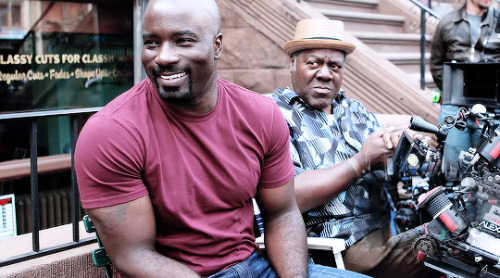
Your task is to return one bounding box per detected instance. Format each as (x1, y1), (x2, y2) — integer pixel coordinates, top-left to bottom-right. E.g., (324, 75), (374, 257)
(0, 53), (129, 85)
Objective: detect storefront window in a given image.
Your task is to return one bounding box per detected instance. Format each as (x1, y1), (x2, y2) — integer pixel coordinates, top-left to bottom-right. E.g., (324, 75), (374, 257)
(0, 0), (134, 159)
(0, 0), (138, 237)
(0, 1), (134, 113)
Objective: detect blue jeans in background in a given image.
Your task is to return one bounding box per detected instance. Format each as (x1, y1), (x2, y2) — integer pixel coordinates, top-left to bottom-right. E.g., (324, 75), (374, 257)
(207, 251), (370, 278)
(439, 104), (483, 179)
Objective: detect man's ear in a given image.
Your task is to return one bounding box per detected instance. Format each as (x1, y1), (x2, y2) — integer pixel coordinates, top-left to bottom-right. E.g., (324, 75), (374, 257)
(289, 56), (295, 72)
(214, 33), (223, 59)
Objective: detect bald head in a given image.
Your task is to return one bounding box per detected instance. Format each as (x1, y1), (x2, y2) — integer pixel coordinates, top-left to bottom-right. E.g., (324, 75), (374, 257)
(141, 0), (223, 113)
(144, 0), (221, 35)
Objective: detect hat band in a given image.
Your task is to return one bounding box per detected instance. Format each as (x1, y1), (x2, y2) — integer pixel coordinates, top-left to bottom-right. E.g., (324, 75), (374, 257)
(302, 37), (342, 41)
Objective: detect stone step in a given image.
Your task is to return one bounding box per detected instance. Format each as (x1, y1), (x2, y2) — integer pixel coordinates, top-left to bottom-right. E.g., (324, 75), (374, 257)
(318, 8), (406, 33)
(408, 72), (437, 90)
(351, 31), (431, 53)
(381, 52), (431, 77)
(381, 52), (430, 65)
(303, 0), (379, 13)
(351, 31), (432, 81)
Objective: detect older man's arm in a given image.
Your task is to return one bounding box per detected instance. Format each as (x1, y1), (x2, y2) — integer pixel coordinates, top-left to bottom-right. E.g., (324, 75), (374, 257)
(257, 178), (308, 278)
(294, 127), (398, 212)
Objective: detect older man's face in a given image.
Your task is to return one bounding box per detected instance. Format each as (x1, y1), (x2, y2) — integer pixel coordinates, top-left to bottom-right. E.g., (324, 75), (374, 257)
(290, 49), (345, 114)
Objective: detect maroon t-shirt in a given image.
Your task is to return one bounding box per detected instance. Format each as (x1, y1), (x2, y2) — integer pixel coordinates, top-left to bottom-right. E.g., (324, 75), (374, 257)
(75, 78), (294, 276)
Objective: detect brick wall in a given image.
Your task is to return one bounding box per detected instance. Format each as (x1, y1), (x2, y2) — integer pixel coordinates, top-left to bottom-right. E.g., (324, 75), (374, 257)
(217, 1), (293, 94)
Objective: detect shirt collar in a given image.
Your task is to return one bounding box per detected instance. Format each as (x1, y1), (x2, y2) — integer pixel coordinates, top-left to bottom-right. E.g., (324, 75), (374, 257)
(277, 87), (345, 109)
(454, 4), (492, 23)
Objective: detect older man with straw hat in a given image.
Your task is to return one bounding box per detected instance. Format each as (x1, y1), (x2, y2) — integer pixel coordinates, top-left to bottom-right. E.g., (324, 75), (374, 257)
(272, 18), (440, 278)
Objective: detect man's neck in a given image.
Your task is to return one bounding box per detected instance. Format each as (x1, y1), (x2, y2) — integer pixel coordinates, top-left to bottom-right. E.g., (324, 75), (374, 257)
(166, 91), (218, 116)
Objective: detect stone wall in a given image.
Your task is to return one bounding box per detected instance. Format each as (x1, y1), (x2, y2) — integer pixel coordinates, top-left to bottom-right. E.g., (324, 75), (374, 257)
(217, 1), (292, 94)
(0, 222), (113, 278)
(2, 246), (112, 278)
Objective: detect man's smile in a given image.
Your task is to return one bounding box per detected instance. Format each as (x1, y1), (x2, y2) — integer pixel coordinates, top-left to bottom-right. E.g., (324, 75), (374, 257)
(160, 72), (187, 80)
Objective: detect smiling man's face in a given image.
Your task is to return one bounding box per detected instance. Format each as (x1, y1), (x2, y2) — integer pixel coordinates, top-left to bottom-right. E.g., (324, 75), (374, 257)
(141, 0), (222, 106)
(290, 48), (346, 114)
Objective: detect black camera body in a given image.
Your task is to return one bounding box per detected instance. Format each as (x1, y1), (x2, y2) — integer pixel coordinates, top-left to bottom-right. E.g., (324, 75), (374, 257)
(442, 62), (500, 110)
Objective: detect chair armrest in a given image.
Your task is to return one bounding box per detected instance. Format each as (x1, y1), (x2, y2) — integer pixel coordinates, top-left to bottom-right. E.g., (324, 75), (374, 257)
(306, 237), (346, 270)
(306, 237), (345, 253)
(83, 214), (113, 278)
(255, 235), (265, 249)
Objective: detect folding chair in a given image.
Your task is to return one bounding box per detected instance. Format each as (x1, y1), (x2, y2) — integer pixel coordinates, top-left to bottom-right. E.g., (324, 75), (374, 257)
(83, 215), (114, 278)
(252, 198), (346, 269)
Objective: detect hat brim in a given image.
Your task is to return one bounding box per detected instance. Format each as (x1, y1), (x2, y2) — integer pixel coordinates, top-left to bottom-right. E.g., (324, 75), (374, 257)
(283, 39), (356, 56)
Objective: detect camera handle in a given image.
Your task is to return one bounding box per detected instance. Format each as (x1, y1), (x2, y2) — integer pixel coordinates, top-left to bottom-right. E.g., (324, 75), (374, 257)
(409, 115), (448, 142)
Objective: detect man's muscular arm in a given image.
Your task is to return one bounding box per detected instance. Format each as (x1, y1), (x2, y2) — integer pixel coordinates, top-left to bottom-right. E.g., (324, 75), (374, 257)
(87, 195), (200, 278)
(257, 178), (308, 278)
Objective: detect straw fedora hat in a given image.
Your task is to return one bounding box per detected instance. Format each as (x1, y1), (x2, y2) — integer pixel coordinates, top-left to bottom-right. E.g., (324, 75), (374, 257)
(283, 18), (356, 56)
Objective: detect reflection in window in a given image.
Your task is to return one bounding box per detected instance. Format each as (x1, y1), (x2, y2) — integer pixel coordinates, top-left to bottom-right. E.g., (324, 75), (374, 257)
(0, 0), (134, 160)
(0, 0), (134, 113)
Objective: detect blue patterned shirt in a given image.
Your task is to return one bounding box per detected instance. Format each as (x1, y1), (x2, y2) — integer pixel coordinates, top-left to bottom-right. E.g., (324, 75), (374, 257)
(272, 87), (390, 247)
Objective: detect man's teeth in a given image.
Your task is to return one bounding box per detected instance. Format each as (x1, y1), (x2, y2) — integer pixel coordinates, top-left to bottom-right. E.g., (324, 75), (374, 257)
(161, 72), (186, 80)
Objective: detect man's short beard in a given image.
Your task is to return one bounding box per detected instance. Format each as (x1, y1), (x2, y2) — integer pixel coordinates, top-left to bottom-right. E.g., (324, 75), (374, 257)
(157, 84), (193, 103)
(151, 69), (194, 103)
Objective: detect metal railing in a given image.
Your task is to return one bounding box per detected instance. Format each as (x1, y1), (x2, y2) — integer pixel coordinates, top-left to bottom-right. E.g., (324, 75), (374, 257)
(0, 107), (100, 267)
(410, 0), (441, 90)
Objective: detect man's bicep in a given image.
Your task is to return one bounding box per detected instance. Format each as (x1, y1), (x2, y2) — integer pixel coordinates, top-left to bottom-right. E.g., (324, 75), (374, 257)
(86, 195), (157, 265)
(257, 178), (296, 219)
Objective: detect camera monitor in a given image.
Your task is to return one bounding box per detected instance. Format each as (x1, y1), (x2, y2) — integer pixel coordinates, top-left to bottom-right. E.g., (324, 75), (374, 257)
(441, 62), (500, 109)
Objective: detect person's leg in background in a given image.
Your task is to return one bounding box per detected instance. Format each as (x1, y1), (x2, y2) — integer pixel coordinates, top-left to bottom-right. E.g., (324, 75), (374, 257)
(311, 226), (441, 278)
(439, 104), (473, 181)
